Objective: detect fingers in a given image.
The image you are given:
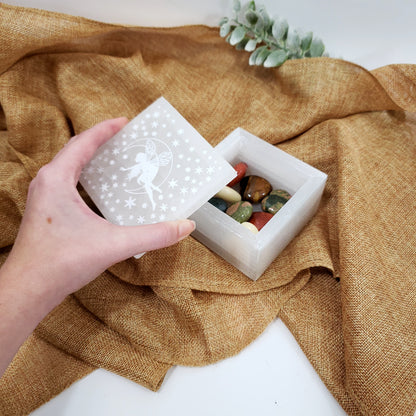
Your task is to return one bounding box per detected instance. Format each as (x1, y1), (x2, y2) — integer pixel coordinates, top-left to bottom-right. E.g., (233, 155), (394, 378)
(52, 118), (129, 182)
(109, 219), (196, 262)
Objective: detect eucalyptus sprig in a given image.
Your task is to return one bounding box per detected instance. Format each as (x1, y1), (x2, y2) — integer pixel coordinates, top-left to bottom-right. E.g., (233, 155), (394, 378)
(219, 0), (327, 67)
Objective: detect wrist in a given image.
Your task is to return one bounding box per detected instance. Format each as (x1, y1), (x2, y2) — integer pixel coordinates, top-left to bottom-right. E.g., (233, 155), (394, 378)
(0, 256), (65, 375)
(0, 254), (66, 319)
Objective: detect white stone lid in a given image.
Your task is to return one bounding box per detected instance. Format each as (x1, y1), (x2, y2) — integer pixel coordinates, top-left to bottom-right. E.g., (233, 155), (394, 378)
(80, 97), (236, 227)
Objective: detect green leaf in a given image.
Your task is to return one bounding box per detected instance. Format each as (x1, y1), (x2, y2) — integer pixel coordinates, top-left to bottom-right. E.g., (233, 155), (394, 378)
(245, 10), (258, 25)
(255, 46), (271, 65)
(272, 18), (289, 42)
(257, 7), (271, 28)
(247, 1), (256, 11)
(254, 14), (265, 31)
(235, 38), (249, 50)
(300, 31), (313, 51)
(309, 37), (325, 57)
(229, 26), (246, 46)
(264, 49), (288, 67)
(233, 0), (241, 13)
(249, 47), (261, 65)
(286, 29), (301, 50)
(285, 29), (301, 58)
(220, 22), (231, 38)
(219, 17), (228, 26)
(245, 38), (258, 52)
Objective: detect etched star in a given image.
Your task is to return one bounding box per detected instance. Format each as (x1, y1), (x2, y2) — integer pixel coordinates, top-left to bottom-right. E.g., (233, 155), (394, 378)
(168, 178), (178, 189)
(124, 196), (136, 209)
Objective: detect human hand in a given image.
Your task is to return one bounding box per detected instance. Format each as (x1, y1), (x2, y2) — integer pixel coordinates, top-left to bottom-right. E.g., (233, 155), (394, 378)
(0, 117), (196, 375)
(3, 118), (195, 305)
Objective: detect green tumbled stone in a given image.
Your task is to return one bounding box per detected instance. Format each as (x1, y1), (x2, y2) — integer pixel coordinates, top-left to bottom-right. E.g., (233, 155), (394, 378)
(261, 189), (291, 214)
(208, 197), (228, 212)
(226, 201), (253, 223)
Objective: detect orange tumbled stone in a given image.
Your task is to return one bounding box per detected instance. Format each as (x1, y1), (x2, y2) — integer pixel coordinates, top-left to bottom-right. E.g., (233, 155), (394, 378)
(249, 211), (274, 231)
(227, 162), (248, 187)
(242, 175), (272, 203)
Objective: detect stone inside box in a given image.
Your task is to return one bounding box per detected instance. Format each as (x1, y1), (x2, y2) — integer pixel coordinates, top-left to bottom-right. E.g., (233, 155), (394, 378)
(190, 128), (327, 281)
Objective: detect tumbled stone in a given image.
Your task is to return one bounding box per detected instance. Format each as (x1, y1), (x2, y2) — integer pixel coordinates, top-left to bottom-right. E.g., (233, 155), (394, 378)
(214, 186), (242, 203)
(208, 197), (228, 212)
(227, 162), (248, 187)
(226, 201), (253, 223)
(249, 211), (274, 231)
(241, 175), (272, 203)
(241, 221), (259, 234)
(261, 189), (291, 214)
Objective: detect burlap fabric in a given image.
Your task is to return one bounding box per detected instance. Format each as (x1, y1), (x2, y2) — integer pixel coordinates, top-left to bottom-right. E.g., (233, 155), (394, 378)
(0, 4), (415, 415)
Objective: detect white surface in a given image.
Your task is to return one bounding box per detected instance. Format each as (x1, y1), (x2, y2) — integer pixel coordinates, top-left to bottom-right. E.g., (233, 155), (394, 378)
(31, 319), (346, 416)
(3, 1), (414, 415)
(191, 128), (327, 280)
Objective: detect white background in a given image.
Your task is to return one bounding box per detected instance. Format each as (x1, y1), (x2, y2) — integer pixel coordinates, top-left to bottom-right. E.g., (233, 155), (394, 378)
(3, 1), (416, 415)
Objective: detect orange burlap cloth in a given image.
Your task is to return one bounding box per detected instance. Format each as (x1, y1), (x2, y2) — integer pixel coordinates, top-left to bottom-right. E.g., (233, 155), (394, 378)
(0, 4), (415, 415)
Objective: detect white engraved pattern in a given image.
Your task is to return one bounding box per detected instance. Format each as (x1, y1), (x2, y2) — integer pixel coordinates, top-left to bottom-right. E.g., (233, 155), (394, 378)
(80, 99), (227, 226)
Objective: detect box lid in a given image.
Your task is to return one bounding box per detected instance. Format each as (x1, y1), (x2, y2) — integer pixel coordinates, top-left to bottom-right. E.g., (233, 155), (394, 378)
(80, 97), (236, 227)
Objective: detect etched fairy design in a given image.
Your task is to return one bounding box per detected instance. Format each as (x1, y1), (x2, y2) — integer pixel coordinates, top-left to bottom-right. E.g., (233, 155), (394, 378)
(121, 139), (172, 210)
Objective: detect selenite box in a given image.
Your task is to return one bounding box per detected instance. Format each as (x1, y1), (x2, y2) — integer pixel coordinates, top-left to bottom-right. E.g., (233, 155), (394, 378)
(189, 128), (327, 280)
(80, 98), (327, 280)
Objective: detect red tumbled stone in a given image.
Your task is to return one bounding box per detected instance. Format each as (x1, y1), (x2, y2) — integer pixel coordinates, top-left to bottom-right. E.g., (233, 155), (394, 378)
(249, 211), (274, 231)
(227, 162), (248, 187)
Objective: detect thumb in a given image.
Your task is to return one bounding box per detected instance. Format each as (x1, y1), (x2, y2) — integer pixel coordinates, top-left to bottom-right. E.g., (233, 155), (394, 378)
(107, 219), (196, 262)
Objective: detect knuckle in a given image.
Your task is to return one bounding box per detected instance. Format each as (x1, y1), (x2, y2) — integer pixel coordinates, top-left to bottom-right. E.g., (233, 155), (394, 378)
(36, 164), (53, 181)
(31, 164), (57, 190)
